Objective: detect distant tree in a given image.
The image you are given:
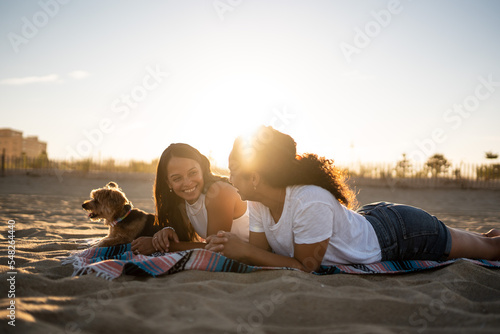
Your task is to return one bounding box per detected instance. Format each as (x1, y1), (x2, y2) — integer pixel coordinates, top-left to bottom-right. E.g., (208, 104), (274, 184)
(395, 153), (411, 177)
(478, 151), (500, 180)
(425, 154), (451, 177)
(485, 151), (499, 160)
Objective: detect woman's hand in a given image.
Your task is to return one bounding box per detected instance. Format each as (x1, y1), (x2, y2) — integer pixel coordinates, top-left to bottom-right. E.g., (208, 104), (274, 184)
(205, 231), (248, 262)
(131, 237), (156, 255)
(152, 227), (180, 252)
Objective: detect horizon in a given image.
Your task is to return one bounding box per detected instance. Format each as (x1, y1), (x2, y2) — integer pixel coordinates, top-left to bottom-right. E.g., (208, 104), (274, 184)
(2, 125), (498, 171)
(1, 1), (499, 167)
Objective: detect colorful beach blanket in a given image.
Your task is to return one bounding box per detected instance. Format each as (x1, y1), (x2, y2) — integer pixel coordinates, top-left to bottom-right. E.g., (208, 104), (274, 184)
(62, 243), (500, 280)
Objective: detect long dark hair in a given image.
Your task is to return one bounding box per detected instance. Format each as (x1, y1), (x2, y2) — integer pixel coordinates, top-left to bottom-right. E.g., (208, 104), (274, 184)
(230, 126), (357, 209)
(154, 143), (229, 241)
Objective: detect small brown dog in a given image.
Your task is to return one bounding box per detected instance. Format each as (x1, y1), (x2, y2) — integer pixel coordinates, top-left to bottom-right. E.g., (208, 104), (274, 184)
(82, 182), (160, 247)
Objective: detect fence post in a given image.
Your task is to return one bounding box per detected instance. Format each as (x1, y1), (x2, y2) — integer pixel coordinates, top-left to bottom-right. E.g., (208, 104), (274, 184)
(1, 148), (5, 177)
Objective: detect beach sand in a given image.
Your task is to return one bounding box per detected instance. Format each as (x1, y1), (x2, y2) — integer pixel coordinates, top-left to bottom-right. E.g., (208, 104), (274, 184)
(1, 173), (499, 333)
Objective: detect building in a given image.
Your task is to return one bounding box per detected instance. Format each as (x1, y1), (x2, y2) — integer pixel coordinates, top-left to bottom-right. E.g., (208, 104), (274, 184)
(0, 128), (47, 158)
(23, 135), (47, 158)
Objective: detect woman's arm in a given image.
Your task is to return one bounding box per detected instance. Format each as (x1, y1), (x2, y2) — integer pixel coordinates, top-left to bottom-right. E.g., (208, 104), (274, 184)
(133, 236), (206, 254)
(206, 231), (329, 272)
(244, 241), (329, 272)
(249, 231), (272, 251)
(168, 241), (206, 251)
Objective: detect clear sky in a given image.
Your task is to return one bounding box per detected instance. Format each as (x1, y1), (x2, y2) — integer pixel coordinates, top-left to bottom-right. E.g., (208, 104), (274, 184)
(1, 0), (499, 167)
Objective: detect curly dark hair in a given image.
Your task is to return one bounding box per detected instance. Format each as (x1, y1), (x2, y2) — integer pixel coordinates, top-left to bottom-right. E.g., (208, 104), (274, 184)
(230, 126), (357, 209)
(154, 143), (229, 241)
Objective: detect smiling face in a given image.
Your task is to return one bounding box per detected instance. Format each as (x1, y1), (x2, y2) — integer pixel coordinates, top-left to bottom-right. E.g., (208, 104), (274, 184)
(167, 156), (205, 204)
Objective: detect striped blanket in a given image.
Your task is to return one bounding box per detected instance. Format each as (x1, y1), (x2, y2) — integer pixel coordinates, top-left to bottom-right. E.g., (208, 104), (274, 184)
(62, 243), (500, 280)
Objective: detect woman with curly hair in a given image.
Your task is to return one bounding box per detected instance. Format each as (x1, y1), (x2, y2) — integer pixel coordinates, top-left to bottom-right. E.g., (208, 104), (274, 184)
(131, 143), (248, 255)
(206, 126), (500, 272)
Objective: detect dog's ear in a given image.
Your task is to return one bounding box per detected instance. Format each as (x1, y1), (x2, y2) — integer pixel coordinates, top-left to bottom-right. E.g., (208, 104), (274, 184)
(106, 182), (119, 188)
(107, 190), (128, 211)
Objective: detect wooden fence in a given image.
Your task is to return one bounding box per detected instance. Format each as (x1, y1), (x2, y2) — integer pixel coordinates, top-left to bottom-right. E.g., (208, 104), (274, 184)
(344, 162), (500, 190)
(1, 154), (499, 190)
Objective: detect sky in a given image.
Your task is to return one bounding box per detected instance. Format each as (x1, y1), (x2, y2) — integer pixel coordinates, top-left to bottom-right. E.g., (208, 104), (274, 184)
(1, 0), (499, 168)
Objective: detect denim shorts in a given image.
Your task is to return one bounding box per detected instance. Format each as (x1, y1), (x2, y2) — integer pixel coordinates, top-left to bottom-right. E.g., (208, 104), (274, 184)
(357, 202), (452, 261)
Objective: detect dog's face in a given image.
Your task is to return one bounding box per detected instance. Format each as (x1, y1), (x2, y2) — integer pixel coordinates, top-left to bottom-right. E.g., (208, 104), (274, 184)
(82, 182), (129, 222)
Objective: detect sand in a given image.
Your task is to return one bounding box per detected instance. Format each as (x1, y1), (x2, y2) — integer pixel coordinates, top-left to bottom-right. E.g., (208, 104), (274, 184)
(1, 173), (500, 333)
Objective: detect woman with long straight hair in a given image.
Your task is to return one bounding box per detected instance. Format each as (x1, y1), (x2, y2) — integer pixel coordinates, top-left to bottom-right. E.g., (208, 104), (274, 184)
(206, 126), (500, 272)
(131, 143), (248, 255)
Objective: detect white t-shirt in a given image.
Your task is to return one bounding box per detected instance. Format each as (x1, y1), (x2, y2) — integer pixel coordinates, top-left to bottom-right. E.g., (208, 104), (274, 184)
(249, 185), (381, 265)
(185, 193), (249, 242)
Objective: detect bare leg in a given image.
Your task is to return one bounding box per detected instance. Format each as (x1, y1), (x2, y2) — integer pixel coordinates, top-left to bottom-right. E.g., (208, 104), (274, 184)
(448, 227), (500, 260)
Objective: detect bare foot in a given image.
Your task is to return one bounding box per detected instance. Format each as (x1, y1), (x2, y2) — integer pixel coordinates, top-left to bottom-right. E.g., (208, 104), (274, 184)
(483, 229), (500, 238)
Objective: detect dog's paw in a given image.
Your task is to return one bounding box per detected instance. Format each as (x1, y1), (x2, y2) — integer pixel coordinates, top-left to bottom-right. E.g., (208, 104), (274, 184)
(96, 239), (114, 248)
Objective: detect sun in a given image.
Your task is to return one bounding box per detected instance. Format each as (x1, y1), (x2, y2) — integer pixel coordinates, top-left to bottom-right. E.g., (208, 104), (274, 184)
(168, 73), (290, 168)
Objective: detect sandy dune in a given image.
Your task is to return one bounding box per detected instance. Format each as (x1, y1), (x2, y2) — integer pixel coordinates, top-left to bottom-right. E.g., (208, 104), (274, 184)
(1, 173), (499, 333)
